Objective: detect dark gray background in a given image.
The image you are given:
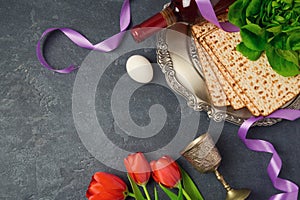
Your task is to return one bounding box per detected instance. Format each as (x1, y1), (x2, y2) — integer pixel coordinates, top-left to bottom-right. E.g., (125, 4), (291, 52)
(1, 0), (299, 200)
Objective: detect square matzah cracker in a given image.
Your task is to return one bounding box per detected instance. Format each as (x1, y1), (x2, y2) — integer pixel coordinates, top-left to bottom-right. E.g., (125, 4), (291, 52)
(194, 37), (230, 107)
(192, 22), (245, 109)
(192, 23), (230, 107)
(202, 28), (300, 116)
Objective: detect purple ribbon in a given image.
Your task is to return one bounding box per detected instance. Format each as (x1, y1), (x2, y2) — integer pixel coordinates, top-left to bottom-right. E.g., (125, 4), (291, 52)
(36, 1), (299, 199)
(36, 0), (130, 73)
(36, 0), (238, 73)
(195, 0), (239, 32)
(238, 109), (300, 200)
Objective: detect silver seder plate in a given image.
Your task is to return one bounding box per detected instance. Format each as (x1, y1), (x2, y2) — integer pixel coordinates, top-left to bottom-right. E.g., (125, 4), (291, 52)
(156, 23), (300, 126)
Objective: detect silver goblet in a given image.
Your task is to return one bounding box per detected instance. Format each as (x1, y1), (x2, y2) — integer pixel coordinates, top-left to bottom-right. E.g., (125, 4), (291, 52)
(181, 133), (251, 200)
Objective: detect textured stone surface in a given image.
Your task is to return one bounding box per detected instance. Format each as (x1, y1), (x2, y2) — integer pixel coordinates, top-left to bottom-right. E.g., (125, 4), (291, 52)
(0, 0), (299, 200)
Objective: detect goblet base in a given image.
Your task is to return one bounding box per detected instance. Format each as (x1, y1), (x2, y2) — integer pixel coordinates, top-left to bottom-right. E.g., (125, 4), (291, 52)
(226, 188), (251, 200)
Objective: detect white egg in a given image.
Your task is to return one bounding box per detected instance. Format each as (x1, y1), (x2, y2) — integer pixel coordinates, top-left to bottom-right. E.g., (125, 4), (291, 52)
(126, 55), (153, 84)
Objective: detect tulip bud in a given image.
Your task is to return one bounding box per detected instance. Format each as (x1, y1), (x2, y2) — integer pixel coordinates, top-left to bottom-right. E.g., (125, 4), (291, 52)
(124, 152), (151, 185)
(86, 172), (128, 200)
(150, 155), (182, 188)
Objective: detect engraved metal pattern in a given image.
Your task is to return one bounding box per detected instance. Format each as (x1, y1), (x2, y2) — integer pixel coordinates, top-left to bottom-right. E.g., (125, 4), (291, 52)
(181, 133), (221, 173)
(157, 27), (300, 126)
(157, 29), (224, 123)
(181, 133), (252, 200)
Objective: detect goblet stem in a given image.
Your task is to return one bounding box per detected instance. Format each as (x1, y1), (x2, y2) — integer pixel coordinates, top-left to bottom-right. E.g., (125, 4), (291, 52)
(214, 169), (232, 192)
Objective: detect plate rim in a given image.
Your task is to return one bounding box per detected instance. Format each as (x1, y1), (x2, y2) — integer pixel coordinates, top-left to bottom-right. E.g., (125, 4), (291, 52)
(156, 27), (300, 126)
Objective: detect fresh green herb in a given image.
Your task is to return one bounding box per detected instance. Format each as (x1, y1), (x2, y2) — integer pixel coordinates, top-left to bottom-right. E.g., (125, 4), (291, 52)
(228, 0), (300, 77)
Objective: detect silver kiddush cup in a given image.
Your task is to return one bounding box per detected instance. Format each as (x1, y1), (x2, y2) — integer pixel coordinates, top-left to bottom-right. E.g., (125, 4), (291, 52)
(181, 133), (251, 200)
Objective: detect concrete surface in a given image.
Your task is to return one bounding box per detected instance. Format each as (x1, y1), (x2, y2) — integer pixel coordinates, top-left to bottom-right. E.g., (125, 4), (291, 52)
(0, 0), (299, 200)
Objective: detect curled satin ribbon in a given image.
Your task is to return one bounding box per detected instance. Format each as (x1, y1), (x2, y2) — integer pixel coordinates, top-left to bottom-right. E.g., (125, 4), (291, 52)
(238, 109), (300, 200)
(36, 0), (238, 73)
(195, 0), (239, 32)
(36, 0), (130, 73)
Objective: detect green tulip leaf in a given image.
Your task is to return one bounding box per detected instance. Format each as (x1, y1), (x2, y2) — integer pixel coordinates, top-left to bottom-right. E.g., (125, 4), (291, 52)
(127, 174), (145, 200)
(159, 184), (178, 200)
(180, 167), (204, 200)
(176, 183), (183, 200)
(154, 186), (158, 200)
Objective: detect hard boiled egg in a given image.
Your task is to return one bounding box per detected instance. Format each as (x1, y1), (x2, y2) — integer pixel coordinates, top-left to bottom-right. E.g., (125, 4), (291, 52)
(126, 55), (153, 84)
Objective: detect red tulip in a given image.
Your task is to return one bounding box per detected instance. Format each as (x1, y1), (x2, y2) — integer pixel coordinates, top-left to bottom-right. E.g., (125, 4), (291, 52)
(86, 172), (128, 200)
(150, 155), (182, 188)
(124, 152), (151, 185)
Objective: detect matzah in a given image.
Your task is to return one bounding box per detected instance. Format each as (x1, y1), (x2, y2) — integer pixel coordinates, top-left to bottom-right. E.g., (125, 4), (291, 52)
(192, 23), (230, 107)
(192, 22), (245, 109)
(201, 28), (300, 116)
(194, 37), (230, 107)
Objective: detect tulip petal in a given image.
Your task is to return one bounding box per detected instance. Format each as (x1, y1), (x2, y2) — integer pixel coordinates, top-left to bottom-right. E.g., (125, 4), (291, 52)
(86, 172), (128, 200)
(150, 156), (181, 188)
(88, 191), (125, 200)
(93, 172), (127, 190)
(124, 152), (151, 185)
(88, 183), (104, 195)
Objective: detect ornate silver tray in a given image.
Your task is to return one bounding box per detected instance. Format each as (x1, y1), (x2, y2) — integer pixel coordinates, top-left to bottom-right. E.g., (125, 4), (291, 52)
(156, 24), (300, 126)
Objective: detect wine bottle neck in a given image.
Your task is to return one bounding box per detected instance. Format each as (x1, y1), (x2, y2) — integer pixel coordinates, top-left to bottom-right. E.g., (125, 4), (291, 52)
(131, 7), (176, 42)
(131, 0), (236, 42)
(160, 7), (177, 26)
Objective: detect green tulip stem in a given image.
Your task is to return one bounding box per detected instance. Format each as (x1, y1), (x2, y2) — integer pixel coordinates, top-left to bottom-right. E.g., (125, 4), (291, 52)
(182, 188), (192, 200)
(142, 185), (151, 200)
(127, 192), (136, 198)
